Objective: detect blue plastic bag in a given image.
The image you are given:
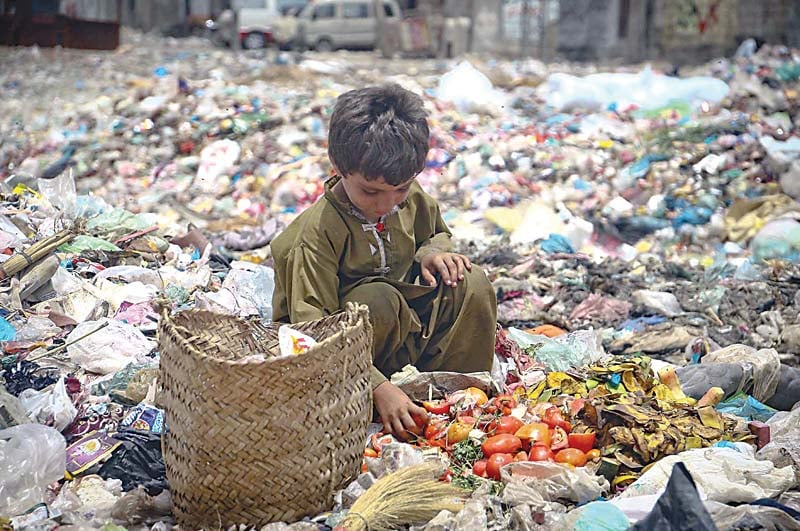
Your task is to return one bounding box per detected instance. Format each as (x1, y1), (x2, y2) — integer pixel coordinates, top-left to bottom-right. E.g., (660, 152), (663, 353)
(0, 316), (16, 341)
(716, 392), (777, 423)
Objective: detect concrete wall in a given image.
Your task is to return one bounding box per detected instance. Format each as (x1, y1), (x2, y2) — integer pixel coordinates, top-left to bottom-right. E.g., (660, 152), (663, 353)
(557, 0), (799, 64)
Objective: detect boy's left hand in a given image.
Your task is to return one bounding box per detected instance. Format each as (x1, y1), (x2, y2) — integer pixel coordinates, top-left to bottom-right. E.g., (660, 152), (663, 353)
(420, 252), (471, 287)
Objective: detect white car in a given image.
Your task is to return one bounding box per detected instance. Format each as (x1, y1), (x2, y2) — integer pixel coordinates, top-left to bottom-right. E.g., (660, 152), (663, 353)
(233, 0), (309, 49)
(294, 0), (402, 52)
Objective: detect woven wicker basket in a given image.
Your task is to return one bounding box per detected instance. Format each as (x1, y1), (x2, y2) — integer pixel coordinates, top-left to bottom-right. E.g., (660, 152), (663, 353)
(157, 303), (373, 529)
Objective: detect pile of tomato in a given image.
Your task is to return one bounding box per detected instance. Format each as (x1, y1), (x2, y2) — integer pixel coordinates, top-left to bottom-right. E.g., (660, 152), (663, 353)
(409, 387), (600, 481)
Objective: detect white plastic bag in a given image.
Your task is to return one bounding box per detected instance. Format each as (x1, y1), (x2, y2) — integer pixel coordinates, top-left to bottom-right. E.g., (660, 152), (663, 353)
(540, 67), (729, 111)
(757, 407), (800, 469)
(278, 325), (317, 358)
(37, 170), (77, 220)
(437, 61), (507, 114)
(618, 447), (794, 503)
(18, 377), (77, 432)
(502, 461), (609, 504)
(633, 290), (683, 317)
(66, 318), (156, 375)
(0, 424), (66, 516)
(508, 327), (607, 372)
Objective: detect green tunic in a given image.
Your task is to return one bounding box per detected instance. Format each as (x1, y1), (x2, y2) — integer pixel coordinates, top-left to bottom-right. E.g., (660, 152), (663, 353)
(271, 175), (496, 388)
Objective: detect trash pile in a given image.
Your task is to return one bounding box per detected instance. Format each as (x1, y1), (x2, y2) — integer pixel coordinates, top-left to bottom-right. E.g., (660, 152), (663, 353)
(1, 30), (800, 530)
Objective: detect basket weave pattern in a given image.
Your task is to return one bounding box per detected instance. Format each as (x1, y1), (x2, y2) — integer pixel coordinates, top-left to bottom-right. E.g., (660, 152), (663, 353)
(158, 303), (373, 529)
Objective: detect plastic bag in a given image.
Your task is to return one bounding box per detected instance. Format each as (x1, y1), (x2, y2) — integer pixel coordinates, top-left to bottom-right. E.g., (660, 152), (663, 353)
(629, 463), (716, 531)
(0, 315), (16, 341)
(437, 61), (507, 114)
(707, 500), (800, 531)
(750, 219), (800, 262)
(18, 376), (78, 432)
(501, 461), (609, 504)
(508, 327), (607, 372)
(196, 139), (240, 190)
(14, 315), (61, 342)
(0, 424), (67, 516)
(66, 318), (156, 375)
(633, 290), (683, 317)
(702, 344), (780, 403)
(97, 430), (168, 495)
(278, 325), (317, 358)
(541, 67), (729, 112)
(757, 407), (800, 469)
(716, 393), (777, 423)
(37, 170), (77, 220)
(94, 266), (164, 288)
(619, 447), (794, 503)
(558, 500), (629, 531)
(221, 261), (274, 319)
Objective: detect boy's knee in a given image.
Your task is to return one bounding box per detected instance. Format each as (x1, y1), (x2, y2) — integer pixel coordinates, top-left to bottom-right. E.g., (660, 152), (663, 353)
(463, 265), (495, 302)
(343, 283), (402, 326)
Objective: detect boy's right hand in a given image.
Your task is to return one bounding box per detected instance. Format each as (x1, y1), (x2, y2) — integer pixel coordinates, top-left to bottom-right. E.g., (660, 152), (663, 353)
(373, 381), (428, 441)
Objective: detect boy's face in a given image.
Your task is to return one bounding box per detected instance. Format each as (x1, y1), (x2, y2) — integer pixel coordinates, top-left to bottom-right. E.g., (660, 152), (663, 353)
(340, 172), (413, 222)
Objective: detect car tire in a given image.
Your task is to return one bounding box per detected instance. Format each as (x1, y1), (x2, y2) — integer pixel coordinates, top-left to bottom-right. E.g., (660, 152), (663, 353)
(243, 32), (267, 49)
(315, 37), (334, 52)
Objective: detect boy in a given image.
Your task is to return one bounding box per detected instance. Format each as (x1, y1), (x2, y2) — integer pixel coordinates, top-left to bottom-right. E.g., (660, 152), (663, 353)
(270, 84), (496, 440)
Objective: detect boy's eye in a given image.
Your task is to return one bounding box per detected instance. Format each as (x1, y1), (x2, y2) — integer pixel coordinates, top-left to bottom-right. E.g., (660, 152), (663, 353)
(362, 189), (378, 196)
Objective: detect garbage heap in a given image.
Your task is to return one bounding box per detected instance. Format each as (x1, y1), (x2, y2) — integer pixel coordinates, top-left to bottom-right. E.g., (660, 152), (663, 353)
(1, 31), (800, 530)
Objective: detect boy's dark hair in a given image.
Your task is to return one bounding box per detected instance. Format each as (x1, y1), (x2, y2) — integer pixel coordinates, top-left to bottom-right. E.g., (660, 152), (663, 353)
(328, 84), (430, 186)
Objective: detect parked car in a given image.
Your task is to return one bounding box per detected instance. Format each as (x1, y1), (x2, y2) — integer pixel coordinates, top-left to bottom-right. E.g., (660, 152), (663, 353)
(232, 0), (310, 49)
(294, 0), (402, 52)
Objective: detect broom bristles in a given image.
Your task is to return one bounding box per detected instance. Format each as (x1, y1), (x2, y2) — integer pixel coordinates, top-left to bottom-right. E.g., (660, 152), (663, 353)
(339, 463), (466, 531)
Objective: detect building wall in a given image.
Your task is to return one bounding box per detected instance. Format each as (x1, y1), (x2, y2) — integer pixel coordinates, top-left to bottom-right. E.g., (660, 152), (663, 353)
(556, 0), (798, 64)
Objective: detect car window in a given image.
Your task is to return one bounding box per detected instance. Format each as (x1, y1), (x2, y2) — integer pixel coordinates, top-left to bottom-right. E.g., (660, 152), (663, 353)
(383, 3), (397, 17)
(313, 4), (335, 18)
(342, 2), (369, 18)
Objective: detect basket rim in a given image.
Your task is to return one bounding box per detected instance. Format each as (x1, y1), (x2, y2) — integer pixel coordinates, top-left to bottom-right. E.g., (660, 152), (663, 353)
(159, 303), (370, 368)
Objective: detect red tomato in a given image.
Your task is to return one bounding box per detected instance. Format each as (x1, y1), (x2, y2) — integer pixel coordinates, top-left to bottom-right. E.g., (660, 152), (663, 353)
(528, 443), (555, 461)
(481, 433), (523, 457)
(543, 407), (571, 432)
(439, 470), (453, 482)
(568, 432), (596, 453)
(472, 459), (488, 477)
(555, 448), (588, 467)
(423, 399), (451, 415)
(493, 394), (517, 415)
(514, 451), (528, 462)
(424, 422), (445, 441)
(492, 416), (524, 436)
(549, 426), (569, 451)
(515, 423), (551, 448)
(486, 453), (514, 480)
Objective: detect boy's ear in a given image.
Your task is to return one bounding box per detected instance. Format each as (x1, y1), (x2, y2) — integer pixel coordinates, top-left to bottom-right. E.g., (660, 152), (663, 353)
(329, 157), (342, 177)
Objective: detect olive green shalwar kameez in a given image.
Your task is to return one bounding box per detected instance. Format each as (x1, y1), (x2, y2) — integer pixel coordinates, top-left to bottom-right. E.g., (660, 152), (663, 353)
(270, 175), (497, 389)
